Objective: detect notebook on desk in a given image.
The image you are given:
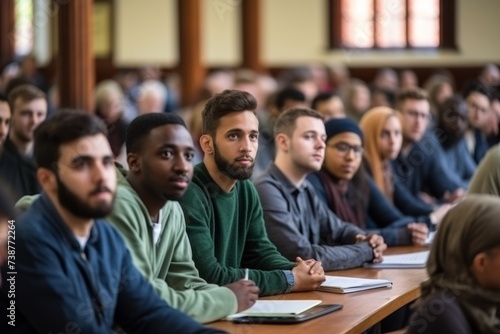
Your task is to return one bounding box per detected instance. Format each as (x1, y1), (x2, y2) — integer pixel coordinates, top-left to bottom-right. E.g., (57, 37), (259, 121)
(226, 300), (322, 319)
(318, 275), (393, 293)
(226, 300), (343, 324)
(364, 250), (430, 269)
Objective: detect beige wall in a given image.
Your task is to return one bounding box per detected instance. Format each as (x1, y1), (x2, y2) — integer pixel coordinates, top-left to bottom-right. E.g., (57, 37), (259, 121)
(115, 0), (177, 66)
(114, 0), (500, 67)
(202, 0), (241, 66)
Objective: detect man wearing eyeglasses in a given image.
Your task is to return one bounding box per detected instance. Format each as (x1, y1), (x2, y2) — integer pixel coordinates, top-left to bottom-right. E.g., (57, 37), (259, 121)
(392, 88), (464, 205)
(254, 108), (386, 271)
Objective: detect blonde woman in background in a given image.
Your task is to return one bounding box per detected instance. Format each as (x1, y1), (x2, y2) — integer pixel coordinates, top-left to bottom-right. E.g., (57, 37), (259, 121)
(360, 107), (451, 224)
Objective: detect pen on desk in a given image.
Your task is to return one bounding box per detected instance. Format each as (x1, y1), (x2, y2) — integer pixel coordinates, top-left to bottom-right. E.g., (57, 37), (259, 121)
(244, 268), (249, 280)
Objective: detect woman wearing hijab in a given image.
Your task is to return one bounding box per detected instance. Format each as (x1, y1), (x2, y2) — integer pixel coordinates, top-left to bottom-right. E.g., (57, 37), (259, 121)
(408, 195), (500, 334)
(360, 107), (452, 222)
(307, 117), (429, 246)
(468, 144), (500, 197)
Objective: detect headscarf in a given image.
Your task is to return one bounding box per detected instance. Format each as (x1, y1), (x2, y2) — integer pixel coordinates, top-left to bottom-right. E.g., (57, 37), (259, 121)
(418, 195), (500, 333)
(321, 118), (367, 227)
(359, 107), (399, 200)
(325, 117), (364, 143)
(468, 144), (500, 197)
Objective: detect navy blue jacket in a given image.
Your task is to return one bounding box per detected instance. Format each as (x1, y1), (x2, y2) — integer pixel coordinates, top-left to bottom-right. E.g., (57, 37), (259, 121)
(471, 128), (489, 164)
(307, 173), (423, 246)
(391, 135), (462, 203)
(0, 193), (223, 334)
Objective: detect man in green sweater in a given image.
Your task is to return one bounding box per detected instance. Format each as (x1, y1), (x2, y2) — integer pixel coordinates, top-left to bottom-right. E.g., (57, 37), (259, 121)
(107, 113), (258, 323)
(180, 90), (325, 296)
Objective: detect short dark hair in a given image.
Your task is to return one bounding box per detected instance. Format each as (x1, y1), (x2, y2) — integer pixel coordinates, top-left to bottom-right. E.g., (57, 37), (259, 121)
(201, 89), (257, 137)
(275, 87), (306, 111)
(0, 93), (7, 103)
(34, 110), (108, 171)
(7, 84), (46, 112)
(126, 112), (187, 154)
(396, 87), (428, 109)
(274, 108), (323, 137)
(311, 92), (337, 110)
(461, 80), (492, 101)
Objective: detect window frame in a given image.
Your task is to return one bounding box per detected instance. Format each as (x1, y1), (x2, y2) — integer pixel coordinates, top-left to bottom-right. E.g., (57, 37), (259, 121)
(328, 0), (456, 50)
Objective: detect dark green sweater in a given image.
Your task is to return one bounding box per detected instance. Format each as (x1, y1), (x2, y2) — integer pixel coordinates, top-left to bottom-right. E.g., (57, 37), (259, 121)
(180, 163), (294, 296)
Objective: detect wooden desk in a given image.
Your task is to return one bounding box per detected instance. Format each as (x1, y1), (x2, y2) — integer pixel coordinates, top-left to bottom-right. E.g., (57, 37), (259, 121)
(209, 247), (428, 334)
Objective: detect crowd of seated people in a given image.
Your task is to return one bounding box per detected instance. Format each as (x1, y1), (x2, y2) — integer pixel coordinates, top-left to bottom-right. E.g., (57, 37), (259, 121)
(1, 59), (500, 332)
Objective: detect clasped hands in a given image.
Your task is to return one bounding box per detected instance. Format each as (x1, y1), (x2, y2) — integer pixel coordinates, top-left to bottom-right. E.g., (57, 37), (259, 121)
(356, 233), (387, 263)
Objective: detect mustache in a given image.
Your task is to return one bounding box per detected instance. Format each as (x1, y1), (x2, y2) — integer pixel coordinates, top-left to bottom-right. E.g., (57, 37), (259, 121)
(235, 155), (254, 162)
(89, 185), (113, 196)
(169, 174), (190, 182)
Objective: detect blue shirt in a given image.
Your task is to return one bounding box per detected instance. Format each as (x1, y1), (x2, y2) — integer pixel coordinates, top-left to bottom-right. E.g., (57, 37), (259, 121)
(0, 193), (223, 334)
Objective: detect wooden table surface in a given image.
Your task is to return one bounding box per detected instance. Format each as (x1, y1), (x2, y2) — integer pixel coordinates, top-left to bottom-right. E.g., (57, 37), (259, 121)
(208, 246), (429, 334)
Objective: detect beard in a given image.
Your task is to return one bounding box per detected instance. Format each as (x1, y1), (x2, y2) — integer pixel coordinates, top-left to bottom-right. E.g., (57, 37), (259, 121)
(56, 175), (115, 219)
(213, 144), (254, 180)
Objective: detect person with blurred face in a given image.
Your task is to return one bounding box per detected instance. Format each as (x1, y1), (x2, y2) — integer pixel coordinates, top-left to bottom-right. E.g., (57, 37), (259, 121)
(360, 107), (452, 223)
(94, 80), (128, 158)
(462, 82), (492, 164)
(0, 88), (40, 200)
(392, 88), (464, 205)
(345, 79), (371, 121)
(254, 87), (308, 178)
(373, 68), (399, 93)
(424, 74), (455, 127)
(6, 84), (47, 159)
(311, 92), (346, 121)
(1, 111), (221, 333)
(408, 195), (500, 334)
(0, 94), (10, 151)
(399, 69), (418, 90)
(307, 117), (429, 246)
(435, 95), (476, 188)
(180, 90), (326, 296)
(479, 63), (500, 88)
(254, 108), (387, 270)
(398, 89), (431, 149)
(136, 80), (167, 115)
(106, 113), (258, 323)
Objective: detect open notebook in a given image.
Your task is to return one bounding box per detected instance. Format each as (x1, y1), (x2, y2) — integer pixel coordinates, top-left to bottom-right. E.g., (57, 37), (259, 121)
(318, 276), (392, 294)
(226, 300), (322, 319)
(364, 250), (430, 269)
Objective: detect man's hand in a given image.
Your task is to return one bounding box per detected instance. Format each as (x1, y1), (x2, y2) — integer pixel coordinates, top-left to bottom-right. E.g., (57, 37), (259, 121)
(407, 223), (429, 246)
(356, 233), (387, 263)
(302, 258), (324, 276)
(225, 279), (259, 312)
(291, 257), (325, 292)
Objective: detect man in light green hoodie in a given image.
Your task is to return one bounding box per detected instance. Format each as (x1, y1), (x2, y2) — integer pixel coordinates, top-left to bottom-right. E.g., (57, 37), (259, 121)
(107, 112), (258, 323)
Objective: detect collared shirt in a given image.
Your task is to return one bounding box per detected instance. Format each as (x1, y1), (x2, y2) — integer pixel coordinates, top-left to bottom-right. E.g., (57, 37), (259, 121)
(254, 163), (374, 271)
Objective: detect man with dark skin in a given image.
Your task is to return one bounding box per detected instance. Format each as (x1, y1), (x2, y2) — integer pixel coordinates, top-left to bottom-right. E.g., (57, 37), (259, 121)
(107, 113), (258, 323)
